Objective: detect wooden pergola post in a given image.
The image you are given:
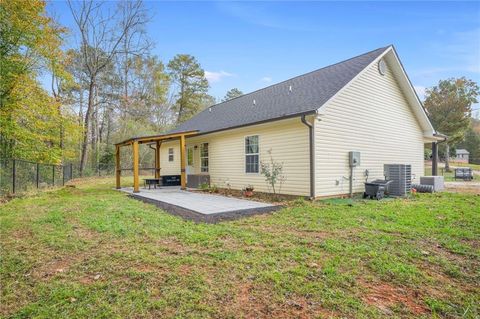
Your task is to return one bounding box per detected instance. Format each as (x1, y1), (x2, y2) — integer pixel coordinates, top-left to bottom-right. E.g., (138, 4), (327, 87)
(155, 141), (161, 179)
(115, 145), (121, 189)
(133, 141), (140, 193)
(115, 131), (198, 193)
(180, 135), (186, 190)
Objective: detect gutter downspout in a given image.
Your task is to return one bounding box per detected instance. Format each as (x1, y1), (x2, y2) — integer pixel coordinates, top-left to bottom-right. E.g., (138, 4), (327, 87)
(301, 115), (315, 200)
(148, 144), (156, 176)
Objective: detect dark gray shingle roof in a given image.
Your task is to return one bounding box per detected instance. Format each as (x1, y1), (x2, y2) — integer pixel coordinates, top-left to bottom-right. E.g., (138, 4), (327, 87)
(170, 46), (389, 134)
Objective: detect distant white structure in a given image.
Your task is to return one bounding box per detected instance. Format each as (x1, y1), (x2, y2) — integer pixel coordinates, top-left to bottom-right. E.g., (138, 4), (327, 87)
(454, 149), (470, 163)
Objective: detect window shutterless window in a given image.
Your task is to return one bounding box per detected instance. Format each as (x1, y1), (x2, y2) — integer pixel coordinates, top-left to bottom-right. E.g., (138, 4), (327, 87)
(200, 143), (209, 173)
(245, 135), (259, 173)
(168, 148), (174, 162)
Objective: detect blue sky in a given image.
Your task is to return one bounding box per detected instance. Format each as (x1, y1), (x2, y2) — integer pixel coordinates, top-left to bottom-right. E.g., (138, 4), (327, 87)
(48, 1), (480, 114)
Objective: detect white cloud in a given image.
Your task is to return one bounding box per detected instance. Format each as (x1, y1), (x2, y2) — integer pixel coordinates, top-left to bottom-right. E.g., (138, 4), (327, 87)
(414, 85), (426, 101)
(204, 70), (234, 83)
(260, 76), (272, 83)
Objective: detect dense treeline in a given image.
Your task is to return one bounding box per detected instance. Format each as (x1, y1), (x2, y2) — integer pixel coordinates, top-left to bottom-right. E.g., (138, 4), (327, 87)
(1, 0), (216, 175)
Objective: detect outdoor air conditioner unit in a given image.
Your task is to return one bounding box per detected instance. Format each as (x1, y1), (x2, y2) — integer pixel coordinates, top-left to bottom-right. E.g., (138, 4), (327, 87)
(384, 164), (412, 196)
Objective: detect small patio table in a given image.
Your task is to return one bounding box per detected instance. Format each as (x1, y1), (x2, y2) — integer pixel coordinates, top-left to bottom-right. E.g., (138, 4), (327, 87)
(143, 178), (161, 189)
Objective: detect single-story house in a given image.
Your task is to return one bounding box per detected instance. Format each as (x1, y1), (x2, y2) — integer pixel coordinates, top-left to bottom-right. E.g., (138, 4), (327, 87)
(454, 149), (470, 163)
(115, 45), (444, 198)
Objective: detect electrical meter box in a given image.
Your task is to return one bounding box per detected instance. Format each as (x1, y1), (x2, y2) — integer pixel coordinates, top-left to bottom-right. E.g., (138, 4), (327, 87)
(349, 151), (361, 167)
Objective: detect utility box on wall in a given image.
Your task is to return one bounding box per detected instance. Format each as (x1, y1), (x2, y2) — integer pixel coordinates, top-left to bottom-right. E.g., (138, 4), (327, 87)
(349, 151), (361, 167)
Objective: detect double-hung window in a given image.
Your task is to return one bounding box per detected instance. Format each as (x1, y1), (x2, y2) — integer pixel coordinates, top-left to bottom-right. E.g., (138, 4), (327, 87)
(245, 135), (259, 173)
(168, 148), (174, 162)
(200, 143), (209, 173)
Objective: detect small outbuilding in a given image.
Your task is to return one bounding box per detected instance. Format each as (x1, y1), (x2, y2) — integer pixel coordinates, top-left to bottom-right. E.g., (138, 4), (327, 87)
(454, 149), (470, 163)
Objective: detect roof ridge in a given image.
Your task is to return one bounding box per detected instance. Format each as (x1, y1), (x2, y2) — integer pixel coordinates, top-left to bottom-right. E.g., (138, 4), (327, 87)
(207, 45), (391, 109)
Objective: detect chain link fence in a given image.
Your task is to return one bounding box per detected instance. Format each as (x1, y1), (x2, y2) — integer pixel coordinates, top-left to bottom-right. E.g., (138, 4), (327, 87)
(0, 159), (77, 196)
(0, 158), (159, 196)
(0, 159), (120, 196)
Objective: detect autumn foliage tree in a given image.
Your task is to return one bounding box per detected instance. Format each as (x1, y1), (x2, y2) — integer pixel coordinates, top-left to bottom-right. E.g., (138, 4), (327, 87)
(1, 0), (217, 173)
(0, 0), (79, 163)
(424, 77), (479, 171)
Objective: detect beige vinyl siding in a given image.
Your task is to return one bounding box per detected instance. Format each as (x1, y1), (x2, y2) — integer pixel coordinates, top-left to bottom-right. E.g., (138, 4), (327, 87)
(186, 118), (310, 196)
(314, 56), (425, 197)
(159, 140), (181, 176)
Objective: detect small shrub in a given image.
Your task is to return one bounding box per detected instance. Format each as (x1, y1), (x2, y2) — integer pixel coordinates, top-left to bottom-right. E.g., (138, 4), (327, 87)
(199, 183), (210, 191)
(260, 149), (285, 196)
(209, 185), (218, 193)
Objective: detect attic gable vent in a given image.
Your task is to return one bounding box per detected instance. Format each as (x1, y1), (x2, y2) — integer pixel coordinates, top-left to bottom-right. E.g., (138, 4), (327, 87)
(378, 59), (386, 76)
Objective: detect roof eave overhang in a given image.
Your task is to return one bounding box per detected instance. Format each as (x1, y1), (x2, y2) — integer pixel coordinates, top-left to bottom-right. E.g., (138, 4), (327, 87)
(186, 110), (318, 137)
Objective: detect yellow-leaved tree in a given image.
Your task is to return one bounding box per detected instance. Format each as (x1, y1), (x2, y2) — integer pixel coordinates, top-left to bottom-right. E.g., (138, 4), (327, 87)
(0, 0), (80, 164)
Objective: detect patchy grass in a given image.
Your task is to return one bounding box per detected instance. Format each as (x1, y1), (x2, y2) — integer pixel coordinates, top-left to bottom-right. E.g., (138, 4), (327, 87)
(1, 177), (479, 318)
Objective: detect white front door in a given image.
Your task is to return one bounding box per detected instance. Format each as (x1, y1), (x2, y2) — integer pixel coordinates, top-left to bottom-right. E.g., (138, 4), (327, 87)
(186, 146), (194, 176)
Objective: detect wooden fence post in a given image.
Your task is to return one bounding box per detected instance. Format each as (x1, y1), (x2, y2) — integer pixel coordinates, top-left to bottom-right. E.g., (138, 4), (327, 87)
(36, 163), (39, 188)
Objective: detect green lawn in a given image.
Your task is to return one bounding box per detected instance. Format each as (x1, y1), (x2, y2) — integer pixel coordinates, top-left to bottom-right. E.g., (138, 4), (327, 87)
(1, 178), (479, 318)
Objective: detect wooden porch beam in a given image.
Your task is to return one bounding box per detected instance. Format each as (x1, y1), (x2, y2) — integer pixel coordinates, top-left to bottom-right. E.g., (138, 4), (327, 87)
(180, 135), (186, 190)
(133, 141), (140, 193)
(115, 130), (198, 147)
(115, 145), (121, 189)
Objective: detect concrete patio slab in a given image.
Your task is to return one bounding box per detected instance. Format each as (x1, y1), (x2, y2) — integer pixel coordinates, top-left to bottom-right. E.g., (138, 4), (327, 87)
(118, 187), (281, 223)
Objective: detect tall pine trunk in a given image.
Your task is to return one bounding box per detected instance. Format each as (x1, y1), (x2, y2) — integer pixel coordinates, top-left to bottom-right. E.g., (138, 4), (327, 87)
(80, 80), (95, 176)
(176, 80), (184, 123)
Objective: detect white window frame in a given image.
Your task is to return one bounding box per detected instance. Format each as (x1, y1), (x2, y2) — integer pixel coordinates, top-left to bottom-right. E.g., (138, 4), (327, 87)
(168, 148), (174, 162)
(244, 135), (259, 174)
(200, 143), (209, 173)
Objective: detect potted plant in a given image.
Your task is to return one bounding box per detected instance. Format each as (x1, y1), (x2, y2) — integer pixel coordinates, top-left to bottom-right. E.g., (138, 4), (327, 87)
(243, 185), (254, 197)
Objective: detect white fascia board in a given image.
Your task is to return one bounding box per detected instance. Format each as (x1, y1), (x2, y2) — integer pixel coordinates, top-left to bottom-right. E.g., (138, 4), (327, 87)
(386, 47), (436, 137)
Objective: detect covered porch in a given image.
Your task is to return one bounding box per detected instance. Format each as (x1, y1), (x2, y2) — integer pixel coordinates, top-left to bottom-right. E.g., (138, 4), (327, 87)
(115, 131), (198, 193)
